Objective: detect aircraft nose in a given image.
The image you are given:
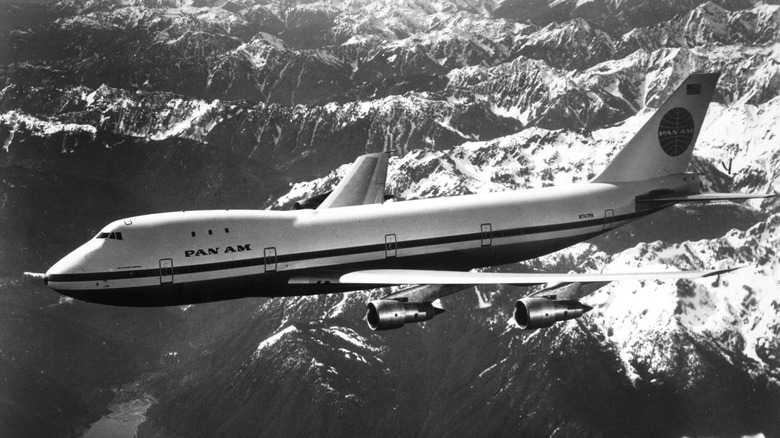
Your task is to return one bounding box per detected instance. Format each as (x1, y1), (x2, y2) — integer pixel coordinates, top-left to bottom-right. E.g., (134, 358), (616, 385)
(45, 245), (91, 287)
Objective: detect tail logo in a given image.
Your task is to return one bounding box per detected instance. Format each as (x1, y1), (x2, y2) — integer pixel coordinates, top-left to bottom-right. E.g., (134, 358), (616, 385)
(657, 107), (695, 157)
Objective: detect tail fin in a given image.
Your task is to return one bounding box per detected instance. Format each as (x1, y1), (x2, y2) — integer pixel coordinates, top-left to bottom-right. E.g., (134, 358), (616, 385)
(592, 73), (719, 183)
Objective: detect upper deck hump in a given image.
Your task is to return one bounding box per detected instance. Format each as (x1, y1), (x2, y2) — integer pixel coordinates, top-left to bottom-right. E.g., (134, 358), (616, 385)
(123, 209), (300, 227)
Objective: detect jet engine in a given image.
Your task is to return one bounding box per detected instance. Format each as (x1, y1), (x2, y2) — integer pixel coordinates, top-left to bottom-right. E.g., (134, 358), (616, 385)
(365, 300), (444, 331)
(514, 297), (592, 330)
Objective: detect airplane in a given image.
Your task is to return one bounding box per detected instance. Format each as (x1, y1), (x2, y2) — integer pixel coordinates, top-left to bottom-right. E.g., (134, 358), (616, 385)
(44, 73), (774, 331)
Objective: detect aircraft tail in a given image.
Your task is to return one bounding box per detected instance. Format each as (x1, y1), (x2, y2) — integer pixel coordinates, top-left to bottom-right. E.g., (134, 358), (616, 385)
(592, 73), (719, 183)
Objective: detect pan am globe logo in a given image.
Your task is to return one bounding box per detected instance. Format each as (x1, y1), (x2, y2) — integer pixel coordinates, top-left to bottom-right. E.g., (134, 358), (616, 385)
(657, 107), (695, 157)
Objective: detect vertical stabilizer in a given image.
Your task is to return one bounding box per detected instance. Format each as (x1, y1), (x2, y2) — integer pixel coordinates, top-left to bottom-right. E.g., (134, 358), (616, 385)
(592, 73), (719, 183)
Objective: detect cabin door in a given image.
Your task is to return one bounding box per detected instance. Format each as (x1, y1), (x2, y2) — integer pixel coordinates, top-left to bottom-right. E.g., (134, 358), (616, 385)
(481, 223), (492, 247)
(603, 209), (614, 230)
(264, 247), (277, 272)
(159, 258), (174, 284)
(385, 234), (397, 258)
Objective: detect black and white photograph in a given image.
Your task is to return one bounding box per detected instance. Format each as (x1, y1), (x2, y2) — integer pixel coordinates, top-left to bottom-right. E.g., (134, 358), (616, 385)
(1, 0), (779, 436)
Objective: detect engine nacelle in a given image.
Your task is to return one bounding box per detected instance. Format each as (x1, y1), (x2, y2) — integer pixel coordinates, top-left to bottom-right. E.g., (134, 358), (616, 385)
(514, 297), (592, 330)
(365, 300), (444, 331)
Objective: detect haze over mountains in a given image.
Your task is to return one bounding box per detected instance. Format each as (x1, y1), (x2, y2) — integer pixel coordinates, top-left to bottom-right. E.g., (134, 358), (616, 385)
(1, 0), (779, 436)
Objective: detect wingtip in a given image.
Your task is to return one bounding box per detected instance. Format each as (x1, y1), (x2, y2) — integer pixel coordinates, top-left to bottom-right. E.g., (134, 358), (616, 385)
(712, 265), (748, 276)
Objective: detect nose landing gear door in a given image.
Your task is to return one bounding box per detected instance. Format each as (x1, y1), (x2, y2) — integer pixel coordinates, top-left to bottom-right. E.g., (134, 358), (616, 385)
(160, 258), (174, 284)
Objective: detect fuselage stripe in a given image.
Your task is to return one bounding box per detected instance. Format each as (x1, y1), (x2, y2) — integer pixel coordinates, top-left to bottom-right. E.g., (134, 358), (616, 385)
(47, 209), (652, 283)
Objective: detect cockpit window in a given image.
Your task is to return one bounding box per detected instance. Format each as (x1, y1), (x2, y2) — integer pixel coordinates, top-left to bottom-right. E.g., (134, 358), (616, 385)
(96, 232), (123, 240)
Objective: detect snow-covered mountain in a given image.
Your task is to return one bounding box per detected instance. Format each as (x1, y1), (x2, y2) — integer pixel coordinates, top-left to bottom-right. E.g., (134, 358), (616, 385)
(1, 0), (779, 437)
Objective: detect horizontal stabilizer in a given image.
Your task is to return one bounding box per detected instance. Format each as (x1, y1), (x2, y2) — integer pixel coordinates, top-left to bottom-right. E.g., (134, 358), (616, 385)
(637, 192), (777, 203)
(332, 267), (741, 286)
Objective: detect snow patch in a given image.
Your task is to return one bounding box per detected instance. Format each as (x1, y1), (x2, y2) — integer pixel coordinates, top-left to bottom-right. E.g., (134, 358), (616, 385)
(254, 325), (298, 356)
(325, 326), (380, 353)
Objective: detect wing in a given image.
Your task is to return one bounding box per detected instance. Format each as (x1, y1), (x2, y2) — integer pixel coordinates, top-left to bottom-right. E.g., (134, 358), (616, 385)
(316, 152), (390, 209)
(330, 267), (739, 285)
(288, 266), (740, 301)
(290, 266), (740, 332)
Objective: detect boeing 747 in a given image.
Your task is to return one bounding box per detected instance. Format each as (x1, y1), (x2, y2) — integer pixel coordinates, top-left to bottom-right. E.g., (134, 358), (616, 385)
(44, 73), (774, 330)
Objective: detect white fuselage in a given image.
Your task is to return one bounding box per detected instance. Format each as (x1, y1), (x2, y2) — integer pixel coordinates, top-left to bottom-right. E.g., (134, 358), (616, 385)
(44, 174), (697, 306)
